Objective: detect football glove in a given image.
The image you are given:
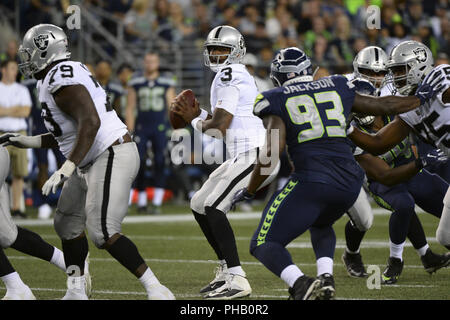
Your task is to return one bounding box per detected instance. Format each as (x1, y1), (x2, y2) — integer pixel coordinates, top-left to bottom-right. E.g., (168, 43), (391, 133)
(42, 160), (76, 196)
(415, 82), (440, 106)
(0, 133), (42, 148)
(416, 149), (448, 170)
(230, 188), (255, 211)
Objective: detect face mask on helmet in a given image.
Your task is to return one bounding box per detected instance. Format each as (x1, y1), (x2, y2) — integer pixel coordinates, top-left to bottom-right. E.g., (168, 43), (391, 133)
(357, 67), (387, 89)
(388, 64), (415, 95)
(354, 114), (375, 127)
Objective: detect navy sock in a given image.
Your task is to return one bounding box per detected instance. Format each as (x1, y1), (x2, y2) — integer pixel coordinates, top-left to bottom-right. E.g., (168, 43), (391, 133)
(407, 213), (427, 250)
(310, 225), (336, 259)
(250, 241), (293, 277)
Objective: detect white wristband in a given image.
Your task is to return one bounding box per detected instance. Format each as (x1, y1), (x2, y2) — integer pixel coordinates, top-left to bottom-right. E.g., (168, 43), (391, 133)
(346, 125), (354, 136)
(191, 109), (208, 131)
(59, 160), (77, 176)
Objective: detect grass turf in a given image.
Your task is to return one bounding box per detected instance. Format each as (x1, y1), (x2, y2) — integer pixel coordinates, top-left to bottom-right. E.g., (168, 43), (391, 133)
(1, 204), (449, 300)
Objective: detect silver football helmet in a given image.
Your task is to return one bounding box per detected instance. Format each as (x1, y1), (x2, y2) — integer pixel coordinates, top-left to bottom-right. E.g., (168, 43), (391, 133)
(386, 40), (434, 95)
(203, 25), (246, 72)
(18, 24), (70, 78)
(353, 46), (388, 89)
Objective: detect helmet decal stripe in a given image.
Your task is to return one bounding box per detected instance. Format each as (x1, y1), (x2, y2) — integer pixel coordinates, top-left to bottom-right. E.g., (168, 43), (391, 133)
(374, 47), (379, 63)
(214, 26), (223, 39)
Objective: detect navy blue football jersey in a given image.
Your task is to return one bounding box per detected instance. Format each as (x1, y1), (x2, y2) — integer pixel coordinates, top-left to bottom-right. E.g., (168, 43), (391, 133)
(254, 75), (364, 189)
(128, 75), (175, 132)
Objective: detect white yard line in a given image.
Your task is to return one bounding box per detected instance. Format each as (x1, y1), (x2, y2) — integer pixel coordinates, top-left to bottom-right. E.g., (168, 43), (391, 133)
(14, 207), (424, 227)
(6, 255), (430, 269)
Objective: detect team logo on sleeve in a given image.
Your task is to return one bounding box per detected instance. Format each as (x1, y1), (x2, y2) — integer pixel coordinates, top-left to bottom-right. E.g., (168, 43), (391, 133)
(413, 47), (427, 62)
(34, 34), (49, 51)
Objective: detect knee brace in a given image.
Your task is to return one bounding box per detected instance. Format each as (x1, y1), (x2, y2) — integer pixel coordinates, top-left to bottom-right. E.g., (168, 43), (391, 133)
(54, 209), (86, 241)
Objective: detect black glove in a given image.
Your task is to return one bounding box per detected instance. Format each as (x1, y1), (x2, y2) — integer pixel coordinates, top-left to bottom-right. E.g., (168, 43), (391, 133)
(416, 149), (448, 169)
(230, 188), (255, 211)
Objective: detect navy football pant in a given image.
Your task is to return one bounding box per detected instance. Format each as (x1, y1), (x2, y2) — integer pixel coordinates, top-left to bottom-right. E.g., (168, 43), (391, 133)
(250, 178), (360, 277)
(135, 130), (167, 189)
(369, 169), (447, 245)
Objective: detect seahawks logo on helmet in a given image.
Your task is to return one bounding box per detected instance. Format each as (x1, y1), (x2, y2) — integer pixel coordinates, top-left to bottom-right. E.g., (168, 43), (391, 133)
(413, 47), (427, 62)
(33, 34), (49, 51)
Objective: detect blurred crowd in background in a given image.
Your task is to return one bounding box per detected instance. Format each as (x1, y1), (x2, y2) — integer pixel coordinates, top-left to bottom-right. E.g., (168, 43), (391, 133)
(0, 0), (449, 218)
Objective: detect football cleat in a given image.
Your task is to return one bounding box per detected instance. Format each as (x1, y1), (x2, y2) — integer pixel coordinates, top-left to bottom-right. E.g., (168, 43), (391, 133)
(420, 249), (450, 274)
(199, 263), (228, 294)
(288, 275), (322, 300)
(147, 284), (176, 300)
(382, 257), (404, 284)
(342, 251), (368, 278)
(316, 273), (336, 300)
(204, 273), (251, 300)
(2, 285), (36, 300)
(62, 275), (89, 300)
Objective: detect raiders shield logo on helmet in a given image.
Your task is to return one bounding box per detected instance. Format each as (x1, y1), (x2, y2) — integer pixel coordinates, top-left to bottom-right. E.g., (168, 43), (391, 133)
(34, 34), (49, 51)
(413, 47), (427, 62)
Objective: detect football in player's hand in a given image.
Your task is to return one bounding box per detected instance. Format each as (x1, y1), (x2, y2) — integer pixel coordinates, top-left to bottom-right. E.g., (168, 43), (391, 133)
(170, 89), (196, 129)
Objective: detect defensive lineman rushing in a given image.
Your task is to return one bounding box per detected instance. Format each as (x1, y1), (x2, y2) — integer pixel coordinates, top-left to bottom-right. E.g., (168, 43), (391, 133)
(348, 40), (450, 250)
(345, 46), (450, 283)
(231, 47), (438, 300)
(171, 25), (280, 299)
(0, 24), (174, 300)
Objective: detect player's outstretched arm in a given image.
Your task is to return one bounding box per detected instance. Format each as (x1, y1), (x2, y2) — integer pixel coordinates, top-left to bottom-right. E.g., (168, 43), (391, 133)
(247, 115), (285, 194)
(348, 117), (411, 155)
(352, 93), (421, 116)
(0, 132), (57, 149)
(355, 153), (420, 186)
(53, 84), (101, 166)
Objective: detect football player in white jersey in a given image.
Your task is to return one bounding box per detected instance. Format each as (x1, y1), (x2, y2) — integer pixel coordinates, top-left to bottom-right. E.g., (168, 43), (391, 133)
(0, 145), (71, 300)
(0, 24), (174, 300)
(342, 47), (450, 283)
(348, 40), (450, 250)
(171, 25), (280, 299)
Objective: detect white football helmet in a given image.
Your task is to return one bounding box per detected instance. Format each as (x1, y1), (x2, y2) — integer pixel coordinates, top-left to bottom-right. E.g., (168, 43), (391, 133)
(386, 40), (434, 95)
(353, 46), (388, 89)
(18, 24), (70, 78)
(203, 25), (246, 72)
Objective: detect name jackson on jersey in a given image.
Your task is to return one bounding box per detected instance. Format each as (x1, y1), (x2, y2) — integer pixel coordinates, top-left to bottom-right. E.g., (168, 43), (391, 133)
(36, 60), (128, 167)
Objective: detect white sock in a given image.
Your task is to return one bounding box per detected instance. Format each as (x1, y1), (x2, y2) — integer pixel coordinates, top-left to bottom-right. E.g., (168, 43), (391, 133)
(280, 264), (304, 288)
(50, 247), (66, 272)
(416, 244), (429, 257)
(152, 188), (165, 206)
(346, 247), (360, 255)
(129, 190), (134, 206)
(138, 191), (147, 207)
(228, 266), (245, 277)
(316, 257), (333, 276)
(390, 240), (405, 261)
(139, 267), (160, 291)
(1, 272), (27, 290)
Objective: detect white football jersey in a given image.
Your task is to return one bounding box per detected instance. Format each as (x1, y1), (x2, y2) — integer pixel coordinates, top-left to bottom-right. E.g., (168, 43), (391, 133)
(36, 60), (128, 167)
(399, 64), (450, 156)
(210, 63), (265, 158)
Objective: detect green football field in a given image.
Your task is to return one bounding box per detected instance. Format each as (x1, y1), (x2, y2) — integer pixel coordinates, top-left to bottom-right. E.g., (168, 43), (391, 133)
(2, 204), (449, 300)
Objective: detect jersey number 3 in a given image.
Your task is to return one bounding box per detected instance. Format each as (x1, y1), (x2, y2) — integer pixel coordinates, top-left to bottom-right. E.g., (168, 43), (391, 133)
(286, 91), (346, 143)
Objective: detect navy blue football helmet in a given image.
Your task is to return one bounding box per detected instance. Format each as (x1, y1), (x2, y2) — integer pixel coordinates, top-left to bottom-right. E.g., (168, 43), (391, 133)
(270, 47), (313, 87)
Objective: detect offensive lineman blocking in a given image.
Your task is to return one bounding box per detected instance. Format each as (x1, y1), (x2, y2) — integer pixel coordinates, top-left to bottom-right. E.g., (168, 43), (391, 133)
(0, 24), (174, 300)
